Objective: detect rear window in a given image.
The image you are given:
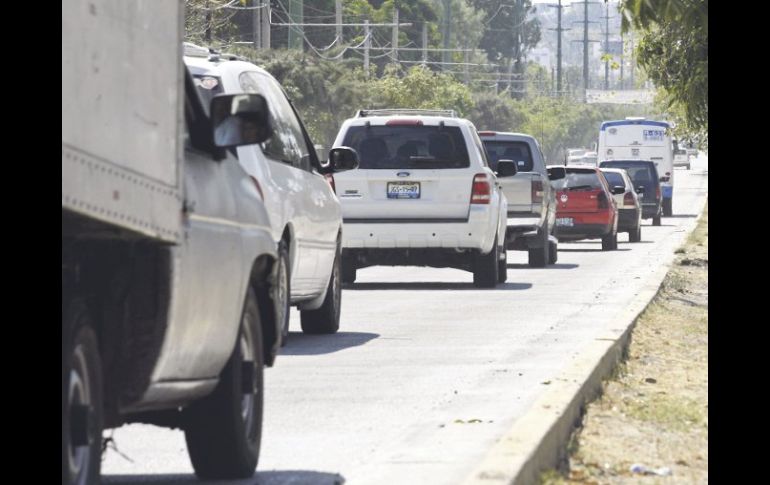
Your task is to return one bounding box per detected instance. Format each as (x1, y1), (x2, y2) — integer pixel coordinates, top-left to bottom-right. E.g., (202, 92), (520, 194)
(602, 171), (625, 189)
(482, 141), (534, 172)
(599, 161), (657, 186)
(552, 170), (603, 191)
(341, 125), (469, 169)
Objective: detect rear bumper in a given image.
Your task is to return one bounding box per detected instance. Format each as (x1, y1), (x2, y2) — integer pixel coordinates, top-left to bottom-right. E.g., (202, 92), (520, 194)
(342, 247), (478, 271)
(618, 208), (640, 231)
(554, 223), (613, 241)
(505, 215), (546, 250)
(641, 202), (660, 219)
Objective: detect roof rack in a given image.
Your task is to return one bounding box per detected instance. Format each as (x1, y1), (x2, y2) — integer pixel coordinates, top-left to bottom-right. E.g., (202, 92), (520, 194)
(183, 42), (248, 62)
(356, 108), (457, 118)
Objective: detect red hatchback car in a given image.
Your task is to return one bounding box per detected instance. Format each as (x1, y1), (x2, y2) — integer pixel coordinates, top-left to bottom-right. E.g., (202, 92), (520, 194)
(549, 166), (621, 250)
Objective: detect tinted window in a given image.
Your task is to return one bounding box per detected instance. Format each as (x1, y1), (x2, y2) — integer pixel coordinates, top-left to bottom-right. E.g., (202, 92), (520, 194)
(552, 170), (603, 190)
(483, 141), (534, 172)
(192, 75), (225, 110)
(341, 125), (469, 169)
(599, 161), (658, 186)
(239, 71), (311, 171)
(602, 171), (625, 188)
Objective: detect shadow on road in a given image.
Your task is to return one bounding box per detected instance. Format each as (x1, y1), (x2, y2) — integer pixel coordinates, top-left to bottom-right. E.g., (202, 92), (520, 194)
(507, 263), (578, 270)
(345, 281), (532, 291)
(280, 331), (379, 355)
(666, 214), (698, 218)
(103, 470), (345, 485)
(558, 248), (631, 253)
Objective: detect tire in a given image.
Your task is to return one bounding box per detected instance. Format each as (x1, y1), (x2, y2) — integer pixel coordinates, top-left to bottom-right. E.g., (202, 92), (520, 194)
(527, 227), (549, 268)
(629, 219), (642, 242)
(63, 298), (103, 485)
(652, 213), (662, 226)
(473, 234), (499, 288)
(341, 260), (356, 285)
(185, 288), (264, 479)
(663, 197), (673, 217)
(548, 240), (558, 264)
(601, 230), (616, 251)
(273, 240), (290, 345)
(686, 164), (691, 170)
(300, 243), (342, 334)
(497, 245), (507, 283)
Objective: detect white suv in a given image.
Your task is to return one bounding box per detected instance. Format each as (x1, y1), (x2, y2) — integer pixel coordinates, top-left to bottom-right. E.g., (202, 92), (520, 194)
(331, 109), (510, 288)
(185, 45), (358, 337)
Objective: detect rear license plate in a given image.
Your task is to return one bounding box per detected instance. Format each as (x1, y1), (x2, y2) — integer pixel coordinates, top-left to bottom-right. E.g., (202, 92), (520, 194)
(387, 182), (420, 199)
(556, 217), (574, 227)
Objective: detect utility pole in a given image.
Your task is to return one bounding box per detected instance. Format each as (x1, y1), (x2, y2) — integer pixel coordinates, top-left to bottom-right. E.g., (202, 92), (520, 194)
(629, 32), (635, 88)
(548, 0), (570, 96)
(442, 0), (451, 71)
(205, 0), (212, 42)
(571, 1), (600, 101)
(392, 9), (399, 63)
(335, 0), (342, 45)
(422, 23), (428, 65)
(288, 0), (303, 51)
(600, 2), (614, 90)
(253, 0), (261, 49)
(619, 31), (624, 89)
(364, 20), (370, 77)
(262, 1), (271, 49)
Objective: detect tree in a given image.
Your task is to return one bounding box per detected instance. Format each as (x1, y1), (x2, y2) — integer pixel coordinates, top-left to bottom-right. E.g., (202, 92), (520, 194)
(618, 0), (707, 146)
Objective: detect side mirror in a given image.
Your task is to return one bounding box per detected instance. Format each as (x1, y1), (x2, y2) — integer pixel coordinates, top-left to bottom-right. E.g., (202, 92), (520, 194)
(496, 159), (518, 177)
(635, 186), (645, 194)
(324, 146), (359, 173)
(210, 94), (272, 147)
(547, 166), (566, 181)
(612, 186), (625, 195)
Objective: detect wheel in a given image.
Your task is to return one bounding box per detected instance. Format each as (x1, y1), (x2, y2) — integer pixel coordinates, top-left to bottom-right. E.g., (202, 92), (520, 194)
(652, 213), (662, 226)
(686, 163), (691, 170)
(273, 240), (290, 345)
(63, 298), (103, 485)
(601, 230), (616, 251)
(663, 197), (673, 217)
(473, 233), (499, 288)
(548, 240), (558, 264)
(497, 245), (507, 283)
(341, 259), (356, 285)
(527, 227), (549, 268)
(612, 230), (619, 250)
(185, 288), (264, 479)
(300, 243), (342, 334)
(629, 224), (642, 242)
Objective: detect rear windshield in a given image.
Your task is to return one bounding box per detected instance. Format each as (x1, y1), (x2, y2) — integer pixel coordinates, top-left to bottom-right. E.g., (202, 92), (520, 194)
(599, 161), (658, 186)
(552, 170), (603, 191)
(341, 125), (470, 169)
(602, 171), (625, 189)
(482, 140), (534, 172)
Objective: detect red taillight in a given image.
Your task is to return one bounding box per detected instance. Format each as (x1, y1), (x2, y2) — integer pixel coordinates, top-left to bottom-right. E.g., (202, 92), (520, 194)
(531, 179), (544, 204)
(385, 119), (423, 126)
(471, 173), (491, 204)
(324, 174), (336, 194)
(249, 176), (264, 200)
(477, 131), (496, 137)
(623, 192), (635, 206)
(656, 186), (661, 199)
(597, 191), (609, 209)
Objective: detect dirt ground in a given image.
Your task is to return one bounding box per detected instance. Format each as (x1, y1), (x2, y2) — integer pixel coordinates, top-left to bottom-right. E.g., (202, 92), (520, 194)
(542, 203), (708, 485)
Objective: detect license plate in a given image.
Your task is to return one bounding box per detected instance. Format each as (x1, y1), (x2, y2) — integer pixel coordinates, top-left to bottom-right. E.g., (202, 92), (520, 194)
(556, 217), (574, 227)
(387, 182), (420, 199)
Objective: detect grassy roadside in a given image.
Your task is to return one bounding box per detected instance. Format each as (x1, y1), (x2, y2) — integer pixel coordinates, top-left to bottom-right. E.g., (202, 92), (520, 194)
(541, 203), (708, 484)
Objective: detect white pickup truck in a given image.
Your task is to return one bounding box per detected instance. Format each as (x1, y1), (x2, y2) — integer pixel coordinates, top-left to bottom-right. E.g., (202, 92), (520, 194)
(479, 132), (565, 267)
(63, 1), (282, 483)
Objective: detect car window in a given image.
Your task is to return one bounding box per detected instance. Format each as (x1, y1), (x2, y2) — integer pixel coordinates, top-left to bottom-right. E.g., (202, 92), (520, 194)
(482, 141), (534, 172)
(600, 161), (657, 186)
(341, 125), (470, 169)
(552, 170), (603, 190)
(239, 71), (311, 171)
(602, 171), (625, 189)
(192, 75), (224, 111)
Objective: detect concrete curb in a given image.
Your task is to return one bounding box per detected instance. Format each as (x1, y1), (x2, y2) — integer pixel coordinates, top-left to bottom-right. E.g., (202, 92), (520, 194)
(463, 200), (707, 485)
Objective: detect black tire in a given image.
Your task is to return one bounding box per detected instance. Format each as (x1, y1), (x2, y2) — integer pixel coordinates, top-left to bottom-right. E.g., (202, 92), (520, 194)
(63, 298), (103, 485)
(473, 234), (499, 288)
(548, 240), (558, 264)
(663, 198), (673, 217)
(601, 230), (616, 251)
(686, 164), (691, 170)
(341, 260), (356, 285)
(274, 240), (290, 346)
(652, 213), (662, 226)
(497, 245), (507, 283)
(185, 288), (264, 479)
(612, 230), (619, 250)
(528, 227), (549, 268)
(629, 223), (642, 242)
(300, 243), (342, 334)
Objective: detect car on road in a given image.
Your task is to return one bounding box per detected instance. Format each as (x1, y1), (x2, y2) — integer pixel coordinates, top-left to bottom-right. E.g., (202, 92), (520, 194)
(599, 159), (663, 226)
(600, 167), (643, 242)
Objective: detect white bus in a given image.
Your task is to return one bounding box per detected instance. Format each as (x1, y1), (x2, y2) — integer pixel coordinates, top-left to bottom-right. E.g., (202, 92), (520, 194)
(598, 118), (675, 216)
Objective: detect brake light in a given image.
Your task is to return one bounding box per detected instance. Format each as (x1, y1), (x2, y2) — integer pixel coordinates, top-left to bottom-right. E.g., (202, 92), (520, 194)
(624, 192), (635, 206)
(324, 174), (336, 194)
(656, 186), (661, 199)
(249, 176), (264, 200)
(660, 176), (670, 182)
(597, 191), (609, 209)
(531, 179), (544, 203)
(385, 119), (423, 126)
(471, 174), (491, 204)
(477, 131), (496, 137)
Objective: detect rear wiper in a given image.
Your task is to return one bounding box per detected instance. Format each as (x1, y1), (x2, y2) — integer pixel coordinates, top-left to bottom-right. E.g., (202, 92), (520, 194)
(566, 185), (594, 191)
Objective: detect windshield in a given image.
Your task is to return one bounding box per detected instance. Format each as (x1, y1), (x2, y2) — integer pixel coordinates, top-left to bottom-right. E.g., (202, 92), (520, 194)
(600, 161), (657, 186)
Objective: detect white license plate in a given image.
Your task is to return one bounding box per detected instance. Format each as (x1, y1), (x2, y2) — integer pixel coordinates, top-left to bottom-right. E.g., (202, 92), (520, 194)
(387, 182), (420, 199)
(556, 217), (574, 227)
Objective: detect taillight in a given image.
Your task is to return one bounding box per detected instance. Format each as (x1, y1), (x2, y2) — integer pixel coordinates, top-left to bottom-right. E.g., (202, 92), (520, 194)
(623, 192), (635, 206)
(656, 186), (661, 199)
(531, 179), (544, 204)
(659, 176), (670, 183)
(249, 176), (264, 200)
(471, 174), (491, 204)
(385, 119), (423, 126)
(597, 191), (609, 209)
(324, 174), (336, 194)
